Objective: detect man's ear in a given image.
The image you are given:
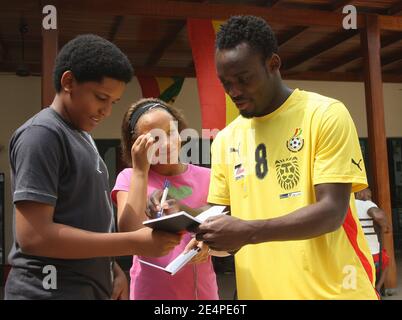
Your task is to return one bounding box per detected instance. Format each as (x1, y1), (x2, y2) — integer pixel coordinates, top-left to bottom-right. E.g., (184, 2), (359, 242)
(265, 53), (281, 72)
(60, 70), (74, 93)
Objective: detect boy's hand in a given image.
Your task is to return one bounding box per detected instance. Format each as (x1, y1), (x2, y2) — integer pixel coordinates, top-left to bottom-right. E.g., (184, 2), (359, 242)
(111, 263), (129, 300)
(131, 227), (181, 257)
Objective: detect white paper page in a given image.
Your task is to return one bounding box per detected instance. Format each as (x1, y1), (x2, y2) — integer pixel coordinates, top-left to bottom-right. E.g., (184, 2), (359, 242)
(138, 247), (201, 276)
(196, 205), (226, 223)
(165, 247), (201, 275)
(137, 259), (170, 273)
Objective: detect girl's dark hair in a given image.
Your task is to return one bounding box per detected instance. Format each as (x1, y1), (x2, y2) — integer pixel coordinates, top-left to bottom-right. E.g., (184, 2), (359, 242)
(121, 98), (188, 167)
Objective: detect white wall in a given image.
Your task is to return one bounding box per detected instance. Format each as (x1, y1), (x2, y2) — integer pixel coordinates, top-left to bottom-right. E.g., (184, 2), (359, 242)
(0, 74), (401, 258)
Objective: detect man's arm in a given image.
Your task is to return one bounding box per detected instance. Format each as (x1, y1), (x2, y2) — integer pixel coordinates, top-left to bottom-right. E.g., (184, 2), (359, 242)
(367, 207), (390, 234)
(16, 201), (181, 259)
(195, 183), (351, 252)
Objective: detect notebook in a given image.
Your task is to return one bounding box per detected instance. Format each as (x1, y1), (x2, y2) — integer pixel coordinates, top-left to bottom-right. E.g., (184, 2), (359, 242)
(143, 205), (226, 233)
(138, 247), (201, 276)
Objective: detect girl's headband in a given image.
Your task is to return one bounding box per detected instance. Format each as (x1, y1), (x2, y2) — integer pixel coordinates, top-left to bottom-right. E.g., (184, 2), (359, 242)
(129, 102), (173, 134)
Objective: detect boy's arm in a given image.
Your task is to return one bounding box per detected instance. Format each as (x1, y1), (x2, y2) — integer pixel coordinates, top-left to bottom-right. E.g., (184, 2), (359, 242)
(15, 200), (181, 259)
(111, 262), (129, 300)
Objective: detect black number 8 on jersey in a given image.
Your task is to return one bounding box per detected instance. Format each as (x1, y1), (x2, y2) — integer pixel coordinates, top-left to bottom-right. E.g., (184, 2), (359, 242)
(255, 143), (268, 179)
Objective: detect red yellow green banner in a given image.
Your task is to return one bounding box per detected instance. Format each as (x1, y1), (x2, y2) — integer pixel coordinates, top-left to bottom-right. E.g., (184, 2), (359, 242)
(137, 76), (184, 104)
(187, 19), (238, 130)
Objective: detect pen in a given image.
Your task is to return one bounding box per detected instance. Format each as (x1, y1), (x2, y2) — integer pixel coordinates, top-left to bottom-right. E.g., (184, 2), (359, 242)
(156, 179), (170, 218)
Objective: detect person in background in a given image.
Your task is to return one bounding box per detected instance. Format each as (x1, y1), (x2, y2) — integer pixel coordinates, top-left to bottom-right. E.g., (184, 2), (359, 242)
(355, 188), (390, 293)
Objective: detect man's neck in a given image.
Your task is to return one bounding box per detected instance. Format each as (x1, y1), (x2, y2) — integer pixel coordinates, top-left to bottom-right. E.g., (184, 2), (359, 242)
(268, 83), (294, 115)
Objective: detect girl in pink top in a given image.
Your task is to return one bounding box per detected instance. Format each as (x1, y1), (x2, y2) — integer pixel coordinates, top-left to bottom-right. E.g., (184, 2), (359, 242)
(112, 98), (219, 300)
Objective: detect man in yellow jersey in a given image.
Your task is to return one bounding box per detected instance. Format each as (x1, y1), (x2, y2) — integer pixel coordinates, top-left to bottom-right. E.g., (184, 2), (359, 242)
(195, 15), (378, 299)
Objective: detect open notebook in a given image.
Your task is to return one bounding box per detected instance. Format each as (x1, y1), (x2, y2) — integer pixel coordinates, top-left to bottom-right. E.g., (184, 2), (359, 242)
(143, 205), (226, 233)
(140, 206), (228, 275)
(138, 247), (201, 276)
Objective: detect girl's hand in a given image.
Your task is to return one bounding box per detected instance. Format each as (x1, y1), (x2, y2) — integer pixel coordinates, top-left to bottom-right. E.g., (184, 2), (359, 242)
(131, 133), (155, 173)
(183, 238), (210, 265)
(146, 189), (181, 218)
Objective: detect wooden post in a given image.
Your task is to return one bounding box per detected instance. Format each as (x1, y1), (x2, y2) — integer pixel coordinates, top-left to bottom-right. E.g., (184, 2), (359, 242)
(360, 14), (397, 289)
(41, 1), (58, 108)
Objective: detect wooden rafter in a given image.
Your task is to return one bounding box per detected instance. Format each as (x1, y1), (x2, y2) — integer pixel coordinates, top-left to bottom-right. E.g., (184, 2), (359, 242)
(347, 49), (402, 72)
(382, 51), (402, 67)
(388, 1), (402, 15)
(108, 16), (124, 42)
(3, 61), (400, 83)
(282, 70), (402, 82)
(277, 0), (353, 56)
(314, 33), (402, 72)
(283, 30), (359, 70)
(57, 0), (368, 28)
(329, 0), (354, 11)
(144, 0), (283, 70)
(145, 21), (185, 67)
(144, 0), (208, 69)
(259, 0), (281, 7)
(0, 36), (7, 62)
(277, 27), (307, 47)
(4, 1), (402, 30)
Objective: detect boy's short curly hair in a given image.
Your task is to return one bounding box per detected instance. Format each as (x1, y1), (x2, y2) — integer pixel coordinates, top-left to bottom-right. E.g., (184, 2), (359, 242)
(215, 15), (278, 61)
(53, 34), (133, 92)
(120, 98), (188, 167)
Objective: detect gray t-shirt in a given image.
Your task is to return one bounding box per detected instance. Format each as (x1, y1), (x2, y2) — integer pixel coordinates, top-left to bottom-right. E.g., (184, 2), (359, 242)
(5, 107), (115, 299)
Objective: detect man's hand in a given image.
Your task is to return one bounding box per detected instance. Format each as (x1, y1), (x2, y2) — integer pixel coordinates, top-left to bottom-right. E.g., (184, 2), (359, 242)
(194, 215), (254, 252)
(146, 189), (180, 218)
(183, 238), (210, 264)
(111, 263), (129, 300)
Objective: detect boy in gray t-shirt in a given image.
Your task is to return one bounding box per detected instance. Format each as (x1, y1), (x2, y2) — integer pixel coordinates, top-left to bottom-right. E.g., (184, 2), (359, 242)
(5, 34), (180, 300)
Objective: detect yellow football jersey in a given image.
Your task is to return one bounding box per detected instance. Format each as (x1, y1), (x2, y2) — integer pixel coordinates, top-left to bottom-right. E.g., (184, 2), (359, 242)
(208, 89), (378, 299)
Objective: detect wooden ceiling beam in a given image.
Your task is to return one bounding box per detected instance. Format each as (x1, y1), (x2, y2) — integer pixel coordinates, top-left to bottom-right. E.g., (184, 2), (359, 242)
(329, 0), (354, 12)
(282, 70), (402, 83)
(5, 1), (402, 30)
(387, 1), (402, 16)
(258, 0), (281, 7)
(145, 21), (185, 67)
(283, 30), (359, 70)
(0, 37), (7, 62)
(277, 27), (308, 47)
(108, 16), (124, 42)
(314, 33), (402, 72)
(381, 52), (402, 68)
(347, 49), (402, 72)
(145, 0), (209, 69)
(58, 0), (366, 28)
(2, 62), (400, 83)
(277, 0), (352, 53)
(134, 66), (195, 77)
